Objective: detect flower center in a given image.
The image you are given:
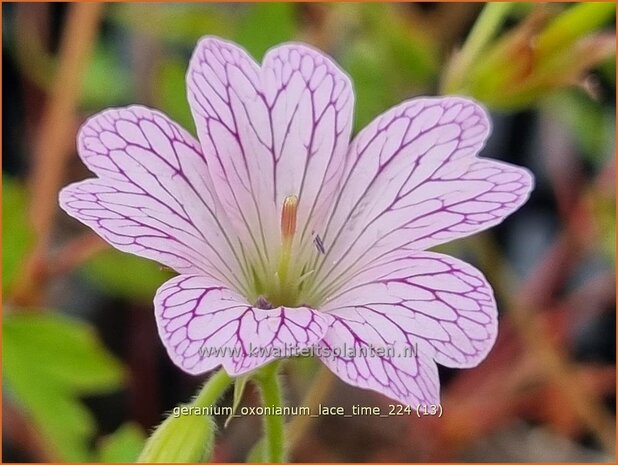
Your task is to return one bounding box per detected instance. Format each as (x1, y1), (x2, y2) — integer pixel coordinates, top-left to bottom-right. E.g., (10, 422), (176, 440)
(248, 195), (320, 309)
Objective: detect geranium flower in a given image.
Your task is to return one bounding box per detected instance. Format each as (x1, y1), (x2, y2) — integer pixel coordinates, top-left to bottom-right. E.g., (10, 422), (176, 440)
(59, 37), (533, 407)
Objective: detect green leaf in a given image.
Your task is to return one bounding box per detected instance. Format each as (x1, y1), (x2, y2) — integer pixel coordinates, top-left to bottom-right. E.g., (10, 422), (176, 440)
(4, 312), (124, 392)
(82, 249), (171, 301)
(599, 55), (616, 87)
(155, 58), (196, 133)
(545, 90), (616, 165)
(9, 382), (95, 461)
(225, 374), (250, 428)
(97, 423), (146, 463)
(341, 3), (437, 131)
(4, 312), (125, 461)
(234, 3), (299, 60)
(81, 44), (132, 109)
(590, 187), (616, 264)
(366, 4), (437, 83)
(110, 3), (234, 46)
(246, 437), (266, 463)
(345, 38), (400, 132)
(2, 177), (35, 294)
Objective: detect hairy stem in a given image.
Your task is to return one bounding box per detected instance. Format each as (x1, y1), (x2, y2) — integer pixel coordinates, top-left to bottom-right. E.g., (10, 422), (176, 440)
(255, 362), (286, 463)
(193, 368), (233, 408)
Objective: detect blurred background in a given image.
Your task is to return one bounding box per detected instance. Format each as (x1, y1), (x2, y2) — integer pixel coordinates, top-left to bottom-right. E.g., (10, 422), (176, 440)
(2, 2), (616, 462)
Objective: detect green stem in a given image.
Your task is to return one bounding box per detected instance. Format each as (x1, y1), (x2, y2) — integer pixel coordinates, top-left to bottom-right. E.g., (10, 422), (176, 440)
(461, 3), (514, 66)
(255, 362), (286, 463)
(194, 368), (233, 408)
(442, 2), (515, 93)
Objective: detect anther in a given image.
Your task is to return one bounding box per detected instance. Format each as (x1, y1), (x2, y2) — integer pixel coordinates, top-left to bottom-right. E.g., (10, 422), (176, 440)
(313, 233), (325, 254)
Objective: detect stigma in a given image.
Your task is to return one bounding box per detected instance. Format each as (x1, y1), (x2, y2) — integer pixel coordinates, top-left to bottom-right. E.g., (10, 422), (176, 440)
(280, 195), (298, 241)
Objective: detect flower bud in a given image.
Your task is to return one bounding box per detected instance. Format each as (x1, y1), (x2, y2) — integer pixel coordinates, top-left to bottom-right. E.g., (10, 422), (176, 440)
(137, 406), (216, 463)
(443, 3), (615, 110)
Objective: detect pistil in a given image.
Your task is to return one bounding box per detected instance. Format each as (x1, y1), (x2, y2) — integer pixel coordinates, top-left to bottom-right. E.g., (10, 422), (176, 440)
(277, 195), (298, 304)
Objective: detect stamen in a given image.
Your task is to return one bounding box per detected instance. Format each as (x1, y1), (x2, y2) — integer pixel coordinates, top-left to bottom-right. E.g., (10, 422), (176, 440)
(313, 233), (325, 254)
(280, 195), (298, 240)
(298, 269), (315, 284)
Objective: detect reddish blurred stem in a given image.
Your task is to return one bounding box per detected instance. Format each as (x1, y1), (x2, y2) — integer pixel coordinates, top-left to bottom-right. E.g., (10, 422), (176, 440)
(12, 3), (104, 307)
(47, 233), (108, 277)
(476, 161), (616, 455)
(4, 401), (57, 462)
(29, 2), (103, 246)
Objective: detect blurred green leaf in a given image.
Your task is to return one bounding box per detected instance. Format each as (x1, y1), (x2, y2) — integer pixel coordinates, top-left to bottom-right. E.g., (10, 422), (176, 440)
(597, 193), (616, 264)
(2, 177), (35, 294)
(156, 58), (195, 133)
(342, 3), (437, 130)
(234, 3), (299, 60)
(225, 373), (249, 428)
(588, 184), (617, 265)
(97, 423), (146, 463)
(82, 44), (132, 109)
(509, 2), (536, 19)
(599, 55), (616, 87)
(110, 3), (234, 46)
(82, 249), (171, 301)
(4, 312), (124, 391)
(546, 90), (616, 165)
(15, 382), (95, 461)
(345, 39), (398, 131)
(4, 312), (125, 461)
(246, 437), (266, 462)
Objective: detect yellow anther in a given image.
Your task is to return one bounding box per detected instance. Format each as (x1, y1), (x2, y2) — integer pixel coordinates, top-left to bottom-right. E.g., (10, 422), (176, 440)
(280, 195), (298, 240)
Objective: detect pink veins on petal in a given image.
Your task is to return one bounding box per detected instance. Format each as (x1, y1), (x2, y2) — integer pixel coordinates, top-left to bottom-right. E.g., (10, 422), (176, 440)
(59, 36), (534, 406)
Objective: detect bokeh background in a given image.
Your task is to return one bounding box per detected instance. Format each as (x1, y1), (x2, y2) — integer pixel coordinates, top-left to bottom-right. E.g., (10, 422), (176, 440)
(2, 2), (616, 462)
